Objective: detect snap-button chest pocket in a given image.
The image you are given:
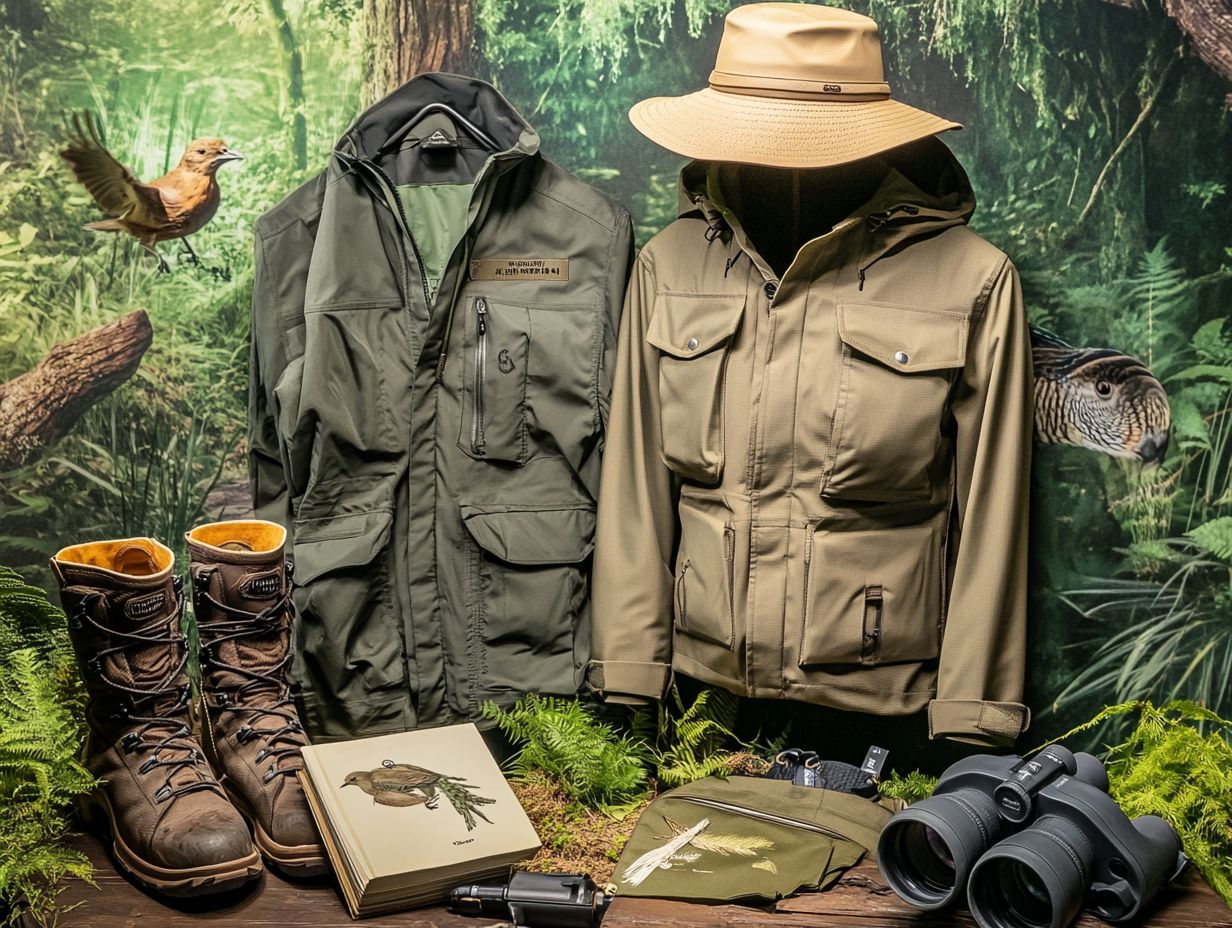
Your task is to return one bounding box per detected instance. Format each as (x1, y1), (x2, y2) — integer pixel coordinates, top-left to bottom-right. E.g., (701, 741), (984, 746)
(459, 297), (530, 464)
(646, 293), (746, 484)
(823, 301), (968, 502)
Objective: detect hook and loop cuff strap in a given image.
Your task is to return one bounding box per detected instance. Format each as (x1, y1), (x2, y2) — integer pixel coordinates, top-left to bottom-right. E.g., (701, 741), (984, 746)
(928, 699), (1031, 746)
(586, 660), (672, 704)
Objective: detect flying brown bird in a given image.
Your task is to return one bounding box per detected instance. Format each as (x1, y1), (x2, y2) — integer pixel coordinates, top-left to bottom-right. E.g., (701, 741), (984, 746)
(60, 112), (243, 273)
(342, 760), (496, 830)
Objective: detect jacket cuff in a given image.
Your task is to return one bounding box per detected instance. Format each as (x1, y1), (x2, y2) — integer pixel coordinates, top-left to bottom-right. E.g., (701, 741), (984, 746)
(585, 660), (671, 702)
(928, 699), (1030, 746)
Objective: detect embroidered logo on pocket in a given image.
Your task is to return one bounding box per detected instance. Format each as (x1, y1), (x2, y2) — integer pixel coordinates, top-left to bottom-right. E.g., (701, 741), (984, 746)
(498, 348), (516, 374)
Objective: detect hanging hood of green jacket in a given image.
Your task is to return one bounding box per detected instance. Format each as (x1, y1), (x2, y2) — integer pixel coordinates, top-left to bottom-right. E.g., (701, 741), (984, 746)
(588, 137), (1033, 747)
(249, 72), (634, 740)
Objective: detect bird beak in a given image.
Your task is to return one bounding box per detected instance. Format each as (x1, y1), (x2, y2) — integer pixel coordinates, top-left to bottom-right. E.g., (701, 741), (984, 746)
(1135, 431), (1170, 467)
(216, 150), (245, 164)
(341, 781), (354, 788)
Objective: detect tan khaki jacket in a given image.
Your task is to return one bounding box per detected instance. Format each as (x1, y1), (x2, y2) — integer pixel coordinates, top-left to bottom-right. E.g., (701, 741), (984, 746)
(587, 139), (1033, 746)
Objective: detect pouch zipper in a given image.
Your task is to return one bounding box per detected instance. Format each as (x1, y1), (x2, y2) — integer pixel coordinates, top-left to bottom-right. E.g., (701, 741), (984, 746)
(675, 795), (847, 841)
(471, 297), (488, 454)
(723, 525), (736, 618)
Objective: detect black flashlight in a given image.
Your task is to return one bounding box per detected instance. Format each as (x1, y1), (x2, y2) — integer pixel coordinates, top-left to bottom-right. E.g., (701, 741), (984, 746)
(449, 871), (609, 928)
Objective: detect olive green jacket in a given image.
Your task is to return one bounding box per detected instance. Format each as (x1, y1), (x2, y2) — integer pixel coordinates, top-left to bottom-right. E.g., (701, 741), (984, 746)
(249, 73), (633, 739)
(588, 139), (1032, 746)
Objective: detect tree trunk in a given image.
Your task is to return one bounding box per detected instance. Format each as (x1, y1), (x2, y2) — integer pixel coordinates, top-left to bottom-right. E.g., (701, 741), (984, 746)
(1162, 0), (1232, 105)
(266, 0), (307, 170)
(0, 310), (153, 471)
(362, 0), (475, 108)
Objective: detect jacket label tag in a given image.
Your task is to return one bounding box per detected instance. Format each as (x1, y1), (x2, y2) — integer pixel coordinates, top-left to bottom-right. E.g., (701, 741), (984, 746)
(469, 257), (570, 281)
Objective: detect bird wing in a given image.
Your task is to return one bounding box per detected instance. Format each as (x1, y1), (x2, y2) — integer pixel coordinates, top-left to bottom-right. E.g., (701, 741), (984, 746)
(1029, 324), (1074, 350)
(369, 764), (434, 792)
(61, 113), (168, 227)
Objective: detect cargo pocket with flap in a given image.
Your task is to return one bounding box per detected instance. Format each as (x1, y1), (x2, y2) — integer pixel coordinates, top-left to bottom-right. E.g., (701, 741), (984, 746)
(673, 497), (735, 650)
(822, 301), (968, 502)
(291, 509), (402, 696)
(646, 292), (745, 484)
(799, 515), (945, 667)
(461, 503), (596, 694)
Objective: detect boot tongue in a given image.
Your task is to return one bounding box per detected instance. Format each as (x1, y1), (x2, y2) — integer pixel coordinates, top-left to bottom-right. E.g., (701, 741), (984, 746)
(108, 584), (185, 717)
(205, 562), (289, 697)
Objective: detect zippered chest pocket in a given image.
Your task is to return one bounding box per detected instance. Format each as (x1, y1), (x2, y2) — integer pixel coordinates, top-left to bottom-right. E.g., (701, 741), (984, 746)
(459, 297), (530, 463)
(458, 295), (601, 466)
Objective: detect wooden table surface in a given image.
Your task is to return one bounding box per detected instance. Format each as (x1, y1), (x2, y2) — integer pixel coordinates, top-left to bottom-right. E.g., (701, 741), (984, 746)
(25, 829), (1232, 927)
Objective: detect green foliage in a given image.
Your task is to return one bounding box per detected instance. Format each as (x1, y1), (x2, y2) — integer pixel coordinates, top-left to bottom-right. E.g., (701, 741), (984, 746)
(481, 695), (649, 809)
(1186, 517), (1232, 561)
(0, 570), (93, 926)
(635, 686), (750, 788)
(1039, 700), (1232, 905)
(880, 769), (938, 805)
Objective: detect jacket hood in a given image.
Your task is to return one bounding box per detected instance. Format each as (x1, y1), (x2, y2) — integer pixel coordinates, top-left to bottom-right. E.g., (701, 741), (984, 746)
(677, 136), (976, 248)
(336, 72), (540, 161)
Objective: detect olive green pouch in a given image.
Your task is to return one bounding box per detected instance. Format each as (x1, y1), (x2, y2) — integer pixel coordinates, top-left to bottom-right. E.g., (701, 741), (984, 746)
(611, 776), (894, 904)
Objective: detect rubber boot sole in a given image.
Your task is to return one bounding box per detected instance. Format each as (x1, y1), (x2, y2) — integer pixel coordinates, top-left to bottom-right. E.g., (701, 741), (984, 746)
(223, 782), (331, 878)
(78, 790), (263, 897)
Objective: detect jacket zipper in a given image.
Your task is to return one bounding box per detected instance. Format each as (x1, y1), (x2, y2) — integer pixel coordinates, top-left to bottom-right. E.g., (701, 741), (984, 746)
(471, 297), (488, 454)
(366, 160), (433, 312)
(675, 795), (847, 841)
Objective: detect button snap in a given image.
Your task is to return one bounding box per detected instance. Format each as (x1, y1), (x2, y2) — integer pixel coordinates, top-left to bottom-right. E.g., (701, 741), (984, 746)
(895, 351), (910, 364)
(763, 281), (778, 299)
(686, 337), (699, 350)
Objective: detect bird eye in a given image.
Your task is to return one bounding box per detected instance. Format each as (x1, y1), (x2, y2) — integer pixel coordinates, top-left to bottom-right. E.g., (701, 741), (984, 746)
(1095, 380), (1112, 397)
(196, 148), (206, 155)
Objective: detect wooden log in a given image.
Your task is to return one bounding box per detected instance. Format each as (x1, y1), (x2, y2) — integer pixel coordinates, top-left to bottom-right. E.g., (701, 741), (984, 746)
(0, 310), (152, 471)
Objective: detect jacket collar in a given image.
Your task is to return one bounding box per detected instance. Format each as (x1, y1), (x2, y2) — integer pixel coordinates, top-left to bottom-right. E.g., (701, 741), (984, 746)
(336, 72), (540, 162)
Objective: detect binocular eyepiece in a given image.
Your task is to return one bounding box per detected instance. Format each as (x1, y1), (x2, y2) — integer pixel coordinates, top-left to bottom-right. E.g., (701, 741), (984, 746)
(878, 745), (1184, 928)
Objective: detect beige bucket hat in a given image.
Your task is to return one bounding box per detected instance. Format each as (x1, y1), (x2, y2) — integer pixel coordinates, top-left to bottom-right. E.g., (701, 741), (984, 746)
(630, 3), (961, 168)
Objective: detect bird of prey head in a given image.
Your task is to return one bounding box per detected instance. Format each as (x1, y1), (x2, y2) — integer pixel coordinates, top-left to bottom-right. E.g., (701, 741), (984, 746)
(178, 139), (244, 176)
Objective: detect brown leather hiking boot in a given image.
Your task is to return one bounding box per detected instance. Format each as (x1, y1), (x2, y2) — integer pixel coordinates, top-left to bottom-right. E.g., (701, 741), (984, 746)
(51, 538), (261, 897)
(187, 520), (326, 877)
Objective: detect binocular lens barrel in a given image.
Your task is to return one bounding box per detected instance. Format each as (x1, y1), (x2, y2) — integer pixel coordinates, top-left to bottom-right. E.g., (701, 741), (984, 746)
(877, 787), (1002, 909)
(967, 816), (1094, 928)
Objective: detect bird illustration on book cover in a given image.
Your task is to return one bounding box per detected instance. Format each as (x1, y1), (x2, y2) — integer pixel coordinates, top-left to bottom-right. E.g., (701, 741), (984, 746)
(342, 760), (497, 831)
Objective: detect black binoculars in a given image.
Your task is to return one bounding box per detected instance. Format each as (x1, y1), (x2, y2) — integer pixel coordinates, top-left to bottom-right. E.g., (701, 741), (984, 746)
(878, 745), (1185, 928)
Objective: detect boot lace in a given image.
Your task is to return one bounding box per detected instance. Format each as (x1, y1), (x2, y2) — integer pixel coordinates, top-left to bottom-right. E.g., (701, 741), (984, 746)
(79, 586), (221, 804)
(195, 574), (305, 784)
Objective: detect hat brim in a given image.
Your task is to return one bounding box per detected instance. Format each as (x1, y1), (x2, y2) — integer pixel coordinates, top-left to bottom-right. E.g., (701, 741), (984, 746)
(630, 88), (961, 169)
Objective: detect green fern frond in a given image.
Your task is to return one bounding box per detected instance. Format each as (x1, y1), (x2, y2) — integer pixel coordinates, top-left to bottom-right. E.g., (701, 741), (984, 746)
(481, 695), (649, 810)
(880, 769), (939, 805)
(1185, 517), (1232, 562)
(651, 687), (752, 788)
(0, 569), (95, 926)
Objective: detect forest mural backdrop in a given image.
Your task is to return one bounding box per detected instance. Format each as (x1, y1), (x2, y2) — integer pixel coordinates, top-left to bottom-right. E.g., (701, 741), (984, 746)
(1, 0), (1231, 757)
